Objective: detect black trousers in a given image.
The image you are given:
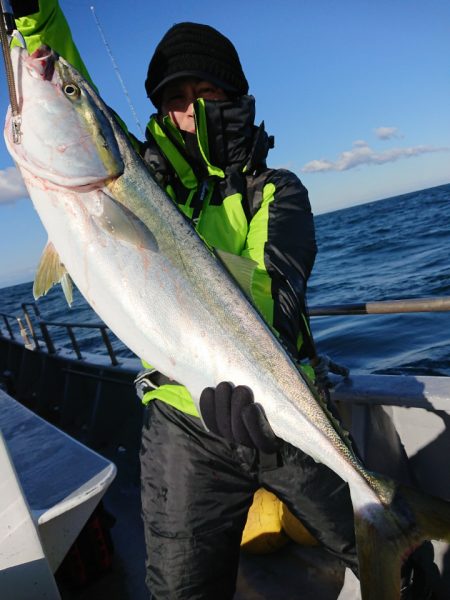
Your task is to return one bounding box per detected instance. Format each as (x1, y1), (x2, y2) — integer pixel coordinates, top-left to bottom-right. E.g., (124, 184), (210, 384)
(140, 400), (358, 600)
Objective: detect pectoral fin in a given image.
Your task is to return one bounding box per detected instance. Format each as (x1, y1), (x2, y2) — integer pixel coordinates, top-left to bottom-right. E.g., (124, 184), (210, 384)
(92, 190), (158, 252)
(33, 241), (73, 306)
(216, 249), (258, 298)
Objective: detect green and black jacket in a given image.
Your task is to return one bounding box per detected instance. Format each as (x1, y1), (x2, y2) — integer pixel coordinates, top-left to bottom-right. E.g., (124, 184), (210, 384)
(15, 0), (317, 417)
(139, 96), (317, 414)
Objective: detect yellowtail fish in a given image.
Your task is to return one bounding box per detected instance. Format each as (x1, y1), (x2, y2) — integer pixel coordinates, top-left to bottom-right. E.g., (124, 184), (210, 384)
(4, 46), (450, 599)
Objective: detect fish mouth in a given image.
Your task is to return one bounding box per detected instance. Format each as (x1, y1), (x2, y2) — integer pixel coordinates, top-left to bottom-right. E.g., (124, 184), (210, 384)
(26, 46), (56, 81)
(4, 45), (124, 190)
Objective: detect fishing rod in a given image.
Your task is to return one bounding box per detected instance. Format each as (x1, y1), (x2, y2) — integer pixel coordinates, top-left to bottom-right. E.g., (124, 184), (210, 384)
(309, 296), (450, 316)
(0, 0), (25, 144)
(0, 0), (13, 33)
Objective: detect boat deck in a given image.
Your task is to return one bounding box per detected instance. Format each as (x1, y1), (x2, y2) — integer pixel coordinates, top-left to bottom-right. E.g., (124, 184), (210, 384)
(40, 379), (450, 600)
(2, 306), (450, 599)
(56, 448), (350, 600)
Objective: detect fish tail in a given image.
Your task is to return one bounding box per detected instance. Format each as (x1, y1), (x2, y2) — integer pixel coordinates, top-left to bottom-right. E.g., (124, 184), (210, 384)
(352, 480), (450, 600)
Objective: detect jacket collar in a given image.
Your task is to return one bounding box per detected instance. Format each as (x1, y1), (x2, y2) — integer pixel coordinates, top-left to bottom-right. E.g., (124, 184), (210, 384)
(145, 95), (273, 182)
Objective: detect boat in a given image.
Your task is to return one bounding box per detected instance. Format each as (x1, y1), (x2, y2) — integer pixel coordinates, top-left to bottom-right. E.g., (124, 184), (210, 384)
(1, 296), (450, 599)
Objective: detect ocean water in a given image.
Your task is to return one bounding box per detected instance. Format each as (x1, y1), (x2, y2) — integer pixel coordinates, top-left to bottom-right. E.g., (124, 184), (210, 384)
(1, 183), (449, 376)
(308, 183), (450, 376)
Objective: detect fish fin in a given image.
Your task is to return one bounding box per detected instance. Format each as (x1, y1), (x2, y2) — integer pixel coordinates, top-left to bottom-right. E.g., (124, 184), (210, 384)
(353, 502), (402, 600)
(92, 191), (158, 252)
(351, 479), (450, 600)
(398, 482), (450, 547)
(60, 272), (73, 306)
(216, 250), (258, 297)
(33, 241), (73, 306)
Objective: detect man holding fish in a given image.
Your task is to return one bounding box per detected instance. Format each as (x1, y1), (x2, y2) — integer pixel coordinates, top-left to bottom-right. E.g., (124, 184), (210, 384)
(5, 1), (440, 598)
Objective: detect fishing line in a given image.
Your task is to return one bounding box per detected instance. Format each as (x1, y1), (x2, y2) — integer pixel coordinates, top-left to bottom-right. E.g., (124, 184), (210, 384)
(90, 5), (144, 137)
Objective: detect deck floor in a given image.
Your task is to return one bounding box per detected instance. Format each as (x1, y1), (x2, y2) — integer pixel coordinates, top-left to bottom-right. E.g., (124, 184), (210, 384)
(56, 448), (350, 600)
(56, 445), (450, 600)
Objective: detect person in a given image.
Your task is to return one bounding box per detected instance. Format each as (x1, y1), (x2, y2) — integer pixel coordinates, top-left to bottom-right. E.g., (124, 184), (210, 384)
(131, 22), (360, 598)
(9, 3), (436, 598)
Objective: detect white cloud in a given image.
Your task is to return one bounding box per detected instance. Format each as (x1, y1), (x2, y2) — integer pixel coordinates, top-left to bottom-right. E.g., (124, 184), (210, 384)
(302, 142), (450, 173)
(0, 166), (28, 204)
(374, 126), (402, 140)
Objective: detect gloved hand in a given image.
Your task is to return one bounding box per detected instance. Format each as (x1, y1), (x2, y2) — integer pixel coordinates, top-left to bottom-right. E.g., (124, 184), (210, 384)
(10, 1), (40, 19)
(199, 382), (280, 453)
(400, 541), (439, 600)
(311, 354), (349, 389)
(10, 0), (39, 19)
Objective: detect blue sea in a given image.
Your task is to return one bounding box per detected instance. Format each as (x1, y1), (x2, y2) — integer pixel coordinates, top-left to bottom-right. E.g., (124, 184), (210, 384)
(1, 183), (449, 376)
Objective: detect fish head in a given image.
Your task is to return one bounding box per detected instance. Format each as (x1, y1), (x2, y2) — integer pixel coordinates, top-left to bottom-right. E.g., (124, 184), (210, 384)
(4, 46), (123, 189)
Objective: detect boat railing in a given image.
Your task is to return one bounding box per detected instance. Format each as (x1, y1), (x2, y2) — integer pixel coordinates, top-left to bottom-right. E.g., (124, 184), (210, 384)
(0, 302), (119, 366)
(1, 311), (19, 341)
(1, 296), (449, 369)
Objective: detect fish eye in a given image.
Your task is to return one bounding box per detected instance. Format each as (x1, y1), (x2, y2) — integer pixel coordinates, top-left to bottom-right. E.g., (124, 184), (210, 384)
(63, 83), (80, 98)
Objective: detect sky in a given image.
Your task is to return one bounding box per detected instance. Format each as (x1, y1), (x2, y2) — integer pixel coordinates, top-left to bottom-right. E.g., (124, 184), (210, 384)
(0, 0), (449, 287)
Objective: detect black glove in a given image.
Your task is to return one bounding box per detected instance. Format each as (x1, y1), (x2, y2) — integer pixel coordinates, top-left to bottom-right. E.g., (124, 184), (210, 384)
(10, 1), (39, 19)
(401, 541), (439, 600)
(199, 382), (280, 453)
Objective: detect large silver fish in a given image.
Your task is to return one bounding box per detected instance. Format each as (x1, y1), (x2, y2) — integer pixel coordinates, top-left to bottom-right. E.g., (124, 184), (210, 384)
(4, 46), (450, 599)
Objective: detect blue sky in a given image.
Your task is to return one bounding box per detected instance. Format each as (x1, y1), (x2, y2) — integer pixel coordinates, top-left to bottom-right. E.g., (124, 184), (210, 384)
(0, 0), (449, 287)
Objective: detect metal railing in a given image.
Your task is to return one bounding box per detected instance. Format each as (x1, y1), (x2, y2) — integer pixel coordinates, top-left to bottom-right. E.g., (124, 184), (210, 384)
(1, 312), (17, 340)
(1, 296), (450, 368)
(0, 302), (119, 366)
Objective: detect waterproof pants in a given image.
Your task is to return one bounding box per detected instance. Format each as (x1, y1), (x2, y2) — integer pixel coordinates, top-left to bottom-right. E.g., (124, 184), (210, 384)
(140, 400), (358, 600)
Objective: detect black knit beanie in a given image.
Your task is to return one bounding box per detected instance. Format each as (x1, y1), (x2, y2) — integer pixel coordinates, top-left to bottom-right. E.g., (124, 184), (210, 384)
(145, 22), (249, 107)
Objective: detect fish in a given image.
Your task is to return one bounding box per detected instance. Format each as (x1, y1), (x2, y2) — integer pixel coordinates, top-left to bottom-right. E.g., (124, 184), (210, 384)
(4, 45), (450, 599)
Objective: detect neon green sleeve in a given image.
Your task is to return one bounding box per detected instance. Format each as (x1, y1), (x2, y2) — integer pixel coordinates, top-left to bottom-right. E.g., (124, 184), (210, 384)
(14, 0), (146, 149)
(14, 0), (94, 87)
